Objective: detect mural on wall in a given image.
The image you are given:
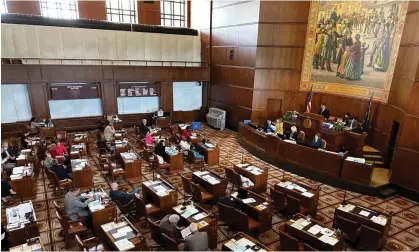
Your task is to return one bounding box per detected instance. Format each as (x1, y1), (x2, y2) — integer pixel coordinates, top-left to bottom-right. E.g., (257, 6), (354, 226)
(300, 0), (408, 102)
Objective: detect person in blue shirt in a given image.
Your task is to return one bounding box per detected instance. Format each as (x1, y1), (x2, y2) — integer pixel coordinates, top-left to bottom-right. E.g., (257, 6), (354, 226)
(312, 133), (324, 149)
(264, 120), (276, 133)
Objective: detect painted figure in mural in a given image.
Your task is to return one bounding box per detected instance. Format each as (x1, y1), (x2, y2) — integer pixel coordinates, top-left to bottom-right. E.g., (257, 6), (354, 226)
(330, 7), (338, 27)
(321, 28), (334, 71)
(373, 25), (391, 71)
(345, 34), (362, 80)
(312, 28), (325, 69)
(331, 27), (343, 63)
(360, 42), (369, 74)
(336, 31), (353, 75)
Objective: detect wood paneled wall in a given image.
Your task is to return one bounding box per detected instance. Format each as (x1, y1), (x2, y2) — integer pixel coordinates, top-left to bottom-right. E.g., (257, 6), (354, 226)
(5, 0), (40, 15)
(138, 0), (161, 25)
(1, 64), (209, 137)
(203, 1), (419, 193)
(78, 1), (106, 20)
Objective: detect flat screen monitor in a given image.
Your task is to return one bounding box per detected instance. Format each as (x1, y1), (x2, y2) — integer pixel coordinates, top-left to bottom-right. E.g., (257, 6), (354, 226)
(191, 122), (201, 130)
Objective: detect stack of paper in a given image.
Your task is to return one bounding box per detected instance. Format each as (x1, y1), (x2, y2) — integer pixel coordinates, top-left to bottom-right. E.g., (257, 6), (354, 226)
(114, 238), (135, 250)
(278, 181), (292, 188)
(101, 222), (116, 232)
(182, 207), (199, 218)
(302, 192), (314, 198)
(13, 167), (24, 174)
(236, 163), (249, 168)
(359, 210), (370, 217)
(242, 198), (256, 204)
(371, 215), (387, 226)
(193, 212), (208, 221)
(320, 227), (333, 236)
(197, 220), (208, 228)
(319, 235), (338, 245)
(307, 225), (323, 235)
(205, 143), (216, 148)
(236, 238), (255, 247)
(338, 204), (355, 212)
(181, 226), (192, 238)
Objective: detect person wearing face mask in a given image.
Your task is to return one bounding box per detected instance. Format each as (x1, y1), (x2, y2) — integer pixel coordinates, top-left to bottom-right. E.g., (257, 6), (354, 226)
(312, 133), (324, 149)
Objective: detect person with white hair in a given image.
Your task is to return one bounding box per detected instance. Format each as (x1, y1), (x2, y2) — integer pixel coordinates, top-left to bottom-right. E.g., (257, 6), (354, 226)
(109, 182), (140, 204)
(138, 118), (149, 136)
(287, 126), (299, 140)
(159, 214), (183, 240)
(185, 223), (209, 251)
(104, 121), (115, 142)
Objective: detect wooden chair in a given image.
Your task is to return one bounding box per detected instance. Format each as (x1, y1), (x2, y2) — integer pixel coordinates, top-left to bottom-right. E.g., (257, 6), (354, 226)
(53, 200), (66, 216)
(224, 167), (235, 190)
(162, 233), (184, 251)
(285, 194), (301, 217)
(114, 199), (136, 217)
(187, 150), (204, 171)
(270, 188), (286, 211)
(279, 229), (301, 251)
(147, 218), (164, 249)
(217, 202), (235, 227)
(56, 211), (87, 248)
(233, 208), (260, 233)
(334, 215), (358, 243)
(152, 154), (170, 174)
(180, 173), (193, 201)
(142, 145), (155, 169)
(107, 159), (126, 181)
(191, 182), (216, 204)
(45, 169), (73, 194)
(358, 225), (383, 251)
(134, 197), (160, 223)
(321, 139), (327, 149)
(303, 242), (318, 251)
(75, 235), (106, 251)
(297, 131), (305, 142)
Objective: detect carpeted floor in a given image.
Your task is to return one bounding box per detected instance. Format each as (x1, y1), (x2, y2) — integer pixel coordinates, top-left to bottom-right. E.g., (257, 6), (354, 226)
(2, 125), (419, 251)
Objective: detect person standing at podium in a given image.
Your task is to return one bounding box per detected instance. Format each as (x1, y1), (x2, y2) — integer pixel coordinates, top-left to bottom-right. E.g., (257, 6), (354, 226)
(155, 107), (164, 117)
(319, 103), (330, 119)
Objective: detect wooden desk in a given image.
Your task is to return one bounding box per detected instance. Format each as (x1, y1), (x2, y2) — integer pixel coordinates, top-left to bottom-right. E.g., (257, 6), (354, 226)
(167, 152), (184, 175)
(195, 142), (220, 166)
(340, 159), (373, 186)
(10, 166), (36, 200)
(142, 180), (178, 215)
(101, 216), (147, 251)
(83, 188), (117, 236)
(71, 159), (93, 190)
(115, 143), (130, 156)
(234, 163), (268, 193)
(222, 232), (272, 251)
(9, 237), (44, 252)
(284, 213), (343, 251)
(5, 201), (39, 246)
(120, 152), (142, 182)
(72, 133), (90, 155)
(153, 117), (170, 128)
(192, 171), (227, 197)
(231, 189), (272, 232)
(27, 139), (42, 151)
(334, 202), (391, 246)
(173, 203), (218, 249)
(274, 180), (319, 216)
(190, 135), (203, 144)
(70, 143), (87, 159)
(40, 127), (55, 138)
(114, 130), (126, 141)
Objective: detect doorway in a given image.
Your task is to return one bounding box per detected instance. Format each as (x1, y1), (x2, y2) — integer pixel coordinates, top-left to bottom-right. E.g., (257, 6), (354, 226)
(387, 120), (400, 168)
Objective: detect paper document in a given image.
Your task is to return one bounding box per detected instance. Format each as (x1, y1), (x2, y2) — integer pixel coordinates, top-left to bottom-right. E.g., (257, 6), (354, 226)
(101, 222), (115, 232)
(237, 238), (255, 247)
(112, 231), (126, 239)
(302, 192), (314, 198)
(193, 212), (208, 221)
(198, 220), (208, 228)
(114, 239), (135, 250)
(236, 163), (249, 168)
(359, 210), (370, 217)
(242, 198), (256, 204)
(181, 227), (192, 238)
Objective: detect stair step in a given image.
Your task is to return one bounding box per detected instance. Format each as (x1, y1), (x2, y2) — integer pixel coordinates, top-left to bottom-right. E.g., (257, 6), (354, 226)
(363, 150), (381, 155)
(378, 187), (398, 199)
(363, 156), (383, 161)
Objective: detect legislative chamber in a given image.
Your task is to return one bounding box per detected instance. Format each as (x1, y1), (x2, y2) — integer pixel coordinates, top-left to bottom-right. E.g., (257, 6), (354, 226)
(1, 1), (418, 252)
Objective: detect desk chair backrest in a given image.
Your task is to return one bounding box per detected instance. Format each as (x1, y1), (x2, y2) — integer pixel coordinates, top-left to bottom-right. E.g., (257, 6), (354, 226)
(135, 197), (148, 221)
(162, 233), (180, 251)
(53, 200), (65, 216)
(219, 179), (228, 195)
(334, 215), (358, 243)
(217, 202), (235, 226)
(285, 194), (301, 216)
(232, 171), (242, 189)
(224, 167), (235, 182)
(233, 208), (250, 232)
(279, 229), (300, 251)
(56, 211), (71, 236)
(297, 131), (305, 142)
(358, 224), (382, 251)
(191, 182), (203, 203)
(180, 174), (193, 196)
(148, 218), (164, 245)
(75, 235), (85, 251)
(270, 188), (286, 211)
(303, 243), (318, 251)
(45, 168), (59, 188)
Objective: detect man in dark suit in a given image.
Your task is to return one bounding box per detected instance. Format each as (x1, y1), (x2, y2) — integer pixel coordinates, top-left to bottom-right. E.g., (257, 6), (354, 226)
(285, 126), (299, 140)
(50, 158), (72, 181)
(319, 103), (330, 119)
(138, 119), (149, 136)
(109, 182), (140, 204)
(159, 214), (183, 240)
(312, 133), (324, 149)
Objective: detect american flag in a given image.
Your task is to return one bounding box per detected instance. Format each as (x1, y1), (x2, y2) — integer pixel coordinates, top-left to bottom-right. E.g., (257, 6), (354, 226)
(306, 86), (313, 113)
(362, 96), (373, 133)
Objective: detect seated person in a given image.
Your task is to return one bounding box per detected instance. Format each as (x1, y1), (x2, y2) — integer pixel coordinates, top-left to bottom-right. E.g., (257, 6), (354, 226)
(56, 140), (67, 156)
(285, 126), (298, 140)
(20, 131), (30, 149)
(185, 223), (209, 251)
(312, 133), (324, 149)
(96, 132), (111, 153)
(275, 118), (284, 136)
(29, 117), (39, 130)
(343, 112), (351, 126)
(159, 214), (183, 240)
(43, 153), (54, 170)
(179, 138), (191, 155)
(1, 142), (17, 171)
(145, 130), (155, 147)
(42, 118), (54, 127)
(50, 158), (72, 180)
(154, 140), (169, 162)
(190, 144), (205, 159)
(109, 182), (140, 205)
(344, 113), (358, 129)
(64, 186), (94, 227)
(319, 103), (330, 119)
(218, 191), (241, 210)
(155, 107), (164, 117)
(104, 121), (116, 142)
(1, 169), (16, 203)
(138, 119), (149, 136)
(47, 143), (64, 158)
(182, 126), (193, 142)
(264, 120), (277, 133)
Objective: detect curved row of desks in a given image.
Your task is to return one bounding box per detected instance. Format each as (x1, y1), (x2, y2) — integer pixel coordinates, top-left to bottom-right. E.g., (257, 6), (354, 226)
(238, 123), (378, 194)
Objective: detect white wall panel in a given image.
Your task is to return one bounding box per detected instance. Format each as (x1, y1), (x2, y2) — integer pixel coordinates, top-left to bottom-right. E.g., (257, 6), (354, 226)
(1, 24), (201, 64)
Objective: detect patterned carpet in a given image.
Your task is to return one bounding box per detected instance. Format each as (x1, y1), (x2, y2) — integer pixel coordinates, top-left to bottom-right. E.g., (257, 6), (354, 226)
(2, 125), (419, 251)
